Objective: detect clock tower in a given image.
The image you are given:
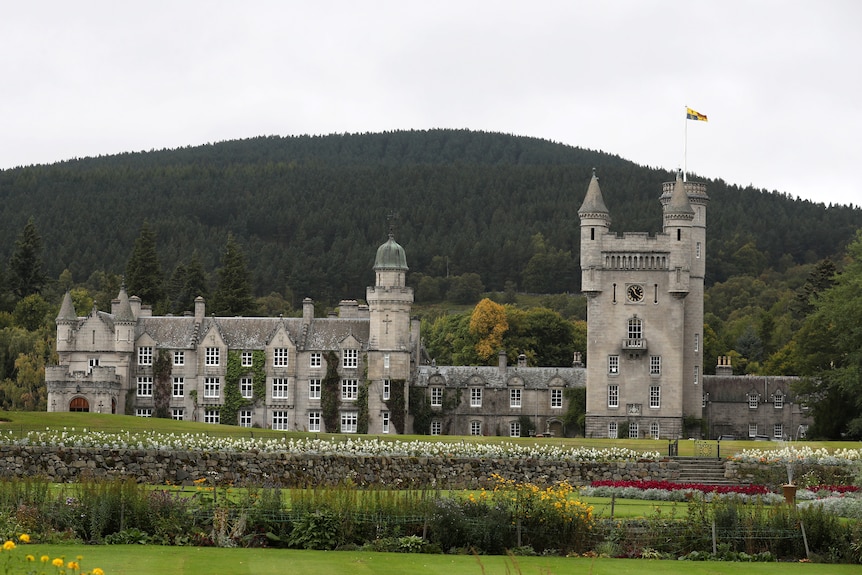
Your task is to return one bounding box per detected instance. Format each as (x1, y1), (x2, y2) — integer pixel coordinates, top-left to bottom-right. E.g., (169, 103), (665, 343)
(579, 171), (708, 439)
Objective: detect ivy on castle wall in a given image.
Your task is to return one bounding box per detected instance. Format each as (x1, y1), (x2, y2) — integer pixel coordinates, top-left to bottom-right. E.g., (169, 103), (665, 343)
(321, 351), (340, 432)
(153, 349), (172, 419)
(251, 350), (266, 401)
(386, 379), (406, 434)
(408, 386), (461, 435)
(222, 350), (267, 426)
(357, 380), (370, 434)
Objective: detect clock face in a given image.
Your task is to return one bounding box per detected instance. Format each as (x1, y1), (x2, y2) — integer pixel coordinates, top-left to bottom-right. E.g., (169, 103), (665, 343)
(626, 284), (645, 302)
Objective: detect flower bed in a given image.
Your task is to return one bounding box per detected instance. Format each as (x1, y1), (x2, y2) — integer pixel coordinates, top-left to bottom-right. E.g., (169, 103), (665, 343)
(731, 445), (862, 466)
(589, 479), (768, 496)
(1, 428), (660, 462)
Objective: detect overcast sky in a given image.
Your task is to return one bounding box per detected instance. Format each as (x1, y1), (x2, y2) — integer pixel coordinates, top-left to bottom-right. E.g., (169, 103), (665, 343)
(2, 1), (860, 207)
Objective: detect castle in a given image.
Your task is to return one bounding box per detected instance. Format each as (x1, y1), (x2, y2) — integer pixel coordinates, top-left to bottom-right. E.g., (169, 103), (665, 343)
(47, 174), (812, 440)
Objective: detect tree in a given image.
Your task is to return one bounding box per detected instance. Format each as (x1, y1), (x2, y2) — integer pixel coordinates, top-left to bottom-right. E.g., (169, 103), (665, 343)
(211, 234), (258, 316)
(8, 217), (47, 298)
(167, 251), (209, 314)
(794, 230), (862, 438)
(469, 298), (508, 362)
(125, 221), (165, 307)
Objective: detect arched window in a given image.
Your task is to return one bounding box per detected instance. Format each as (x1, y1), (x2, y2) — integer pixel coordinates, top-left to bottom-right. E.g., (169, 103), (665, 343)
(627, 317), (643, 340)
(69, 397), (90, 412)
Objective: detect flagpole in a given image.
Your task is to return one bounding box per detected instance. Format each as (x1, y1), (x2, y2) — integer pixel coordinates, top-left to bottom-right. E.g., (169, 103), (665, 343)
(683, 105), (688, 181)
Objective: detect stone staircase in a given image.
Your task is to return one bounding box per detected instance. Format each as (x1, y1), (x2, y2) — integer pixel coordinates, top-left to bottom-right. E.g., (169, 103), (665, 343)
(672, 457), (736, 485)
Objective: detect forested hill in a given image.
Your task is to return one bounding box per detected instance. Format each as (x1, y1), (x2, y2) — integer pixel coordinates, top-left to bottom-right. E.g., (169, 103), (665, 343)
(0, 129), (860, 306)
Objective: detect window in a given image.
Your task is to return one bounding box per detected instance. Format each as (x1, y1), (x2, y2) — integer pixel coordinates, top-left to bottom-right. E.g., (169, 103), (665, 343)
(383, 353), (390, 369)
(628, 422), (639, 439)
(431, 387), (443, 406)
(649, 355), (661, 375)
(135, 408), (153, 418)
(693, 366), (699, 385)
(341, 379), (358, 400)
(702, 393), (707, 408)
(172, 377), (184, 397)
(649, 385), (661, 409)
(309, 352), (322, 369)
(774, 393), (784, 408)
(272, 411), (289, 431)
(204, 409), (220, 424)
(748, 423), (758, 438)
(694, 333), (700, 352)
(627, 317), (642, 340)
(173, 351), (185, 366)
(273, 348), (289, 367)
(510, 421), (521, 437)
(696, 241), (702, 259)
(138, 346), (153, 366)
(309, 379), (321, 400)
(383, 379), (390, 400)
(773, 423), (784, 439)
(88, 358), (100, 372)
(240, 377), (253, 399)
(470, 421), (482, 436)
(205, 347), (220, 366)
(608, 422), (618, 439)
(470, 387), (482, 407)
(343, 349), (358, 368)
(509, 388), (522, 408)
(650, 422), (660, 439)
(308, 411), (321, 432)
(272, 378), (289, 400)
(430, 420), (441, 436)
(341, 411), (358, 433)
(608, 384), (619, 408)
(608, 355), (619, 375)
(171, 408), (184, 421)
(550, 388), (563, 408)
(241, 351), (253, 367)
(137, 376), (153, 397)
(239, 409), (252, 427)
(204, 377), (220, 399)
(382, 411), (390, 434)
(748, 394), (759, 409)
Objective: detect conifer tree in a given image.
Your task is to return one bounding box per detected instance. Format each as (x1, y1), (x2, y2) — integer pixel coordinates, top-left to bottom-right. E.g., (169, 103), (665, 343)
(125, 221), (165, 306)
(8, 217), (47, 298)
(211, 234), (257, 316)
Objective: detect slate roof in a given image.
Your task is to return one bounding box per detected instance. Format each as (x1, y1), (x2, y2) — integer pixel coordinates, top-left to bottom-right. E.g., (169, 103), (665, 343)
(416, 364), (586, 389)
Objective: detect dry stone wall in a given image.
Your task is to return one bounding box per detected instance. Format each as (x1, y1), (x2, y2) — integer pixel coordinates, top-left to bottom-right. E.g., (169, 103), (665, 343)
(0, 446), (680, 487)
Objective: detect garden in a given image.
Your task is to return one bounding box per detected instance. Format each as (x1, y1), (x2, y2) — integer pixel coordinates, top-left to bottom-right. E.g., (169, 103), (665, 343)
(0, 421), (860, 573)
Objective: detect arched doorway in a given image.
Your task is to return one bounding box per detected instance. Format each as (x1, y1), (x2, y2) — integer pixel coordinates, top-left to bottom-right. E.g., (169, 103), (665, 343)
(69, 397), (90, 412)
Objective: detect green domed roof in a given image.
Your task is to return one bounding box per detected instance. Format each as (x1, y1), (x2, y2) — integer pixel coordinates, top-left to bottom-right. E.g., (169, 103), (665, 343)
(374, 234), (408, 270)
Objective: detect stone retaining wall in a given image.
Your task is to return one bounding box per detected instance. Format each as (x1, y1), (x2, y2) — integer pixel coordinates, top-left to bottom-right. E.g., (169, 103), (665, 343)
(0, 446), (680, 487)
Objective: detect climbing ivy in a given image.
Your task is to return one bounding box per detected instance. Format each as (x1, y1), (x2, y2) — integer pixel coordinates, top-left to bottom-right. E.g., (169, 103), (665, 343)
(153, 349), (172, 419)
(387, 379), (406, 434)
(321, 351), (340, 432)
(222, 351), (247, 426)
(251, 350), (266, 401)
(357, 380), (370, 434)
(408, 386), (461, 435)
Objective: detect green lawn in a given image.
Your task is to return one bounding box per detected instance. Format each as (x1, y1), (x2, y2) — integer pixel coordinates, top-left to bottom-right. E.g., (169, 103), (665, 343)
(3, 411), (858, 459)
(16, 545), (860, 575)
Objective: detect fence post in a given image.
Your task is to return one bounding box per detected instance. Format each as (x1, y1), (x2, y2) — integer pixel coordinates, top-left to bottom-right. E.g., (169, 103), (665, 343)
(800, 519), (810, 560)
(711, 520), (717, 555)
(610, 492), (615, 520)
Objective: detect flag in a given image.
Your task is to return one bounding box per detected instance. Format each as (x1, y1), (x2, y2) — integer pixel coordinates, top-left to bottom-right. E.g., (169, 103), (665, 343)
(686, 107), (708, 122)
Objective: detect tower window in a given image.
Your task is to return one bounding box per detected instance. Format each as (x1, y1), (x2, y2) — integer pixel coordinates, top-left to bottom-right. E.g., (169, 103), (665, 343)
(591, 227), (595, 240)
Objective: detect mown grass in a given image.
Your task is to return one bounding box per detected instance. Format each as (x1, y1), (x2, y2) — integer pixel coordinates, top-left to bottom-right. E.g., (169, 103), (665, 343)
(3, 411), (858, 459)
(14, 545), (862, 575)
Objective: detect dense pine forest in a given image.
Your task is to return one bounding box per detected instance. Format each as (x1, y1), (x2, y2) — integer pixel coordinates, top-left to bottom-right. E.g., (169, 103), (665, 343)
(1, 129), (861, 437)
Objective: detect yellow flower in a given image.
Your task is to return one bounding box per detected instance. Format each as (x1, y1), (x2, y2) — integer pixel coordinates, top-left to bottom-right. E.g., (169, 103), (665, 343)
(92, 568), (105, 575)
(18, 533), (30, 543)
(68, 560), (80, 570)
(41, 555), (50, 563)
(53, 557), (65, 568)
(3, 540), (15, 550)
(25, 554), (35, 562)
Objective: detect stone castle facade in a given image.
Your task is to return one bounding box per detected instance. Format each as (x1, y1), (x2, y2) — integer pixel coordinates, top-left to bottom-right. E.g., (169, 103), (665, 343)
(47, 174), (811, 440)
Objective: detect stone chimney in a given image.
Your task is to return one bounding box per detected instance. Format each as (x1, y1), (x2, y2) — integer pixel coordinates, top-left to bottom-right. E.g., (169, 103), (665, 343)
(338, 300), (359, 318)
(517, 353), (527, 368)
(302, 298), (315, 323)
(716, 355), (733, 376)
(129, 296), (142, 318)
(498, 350), (507, 375)
(194, 296), (206, 323)
(573, 351), (584, 367)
